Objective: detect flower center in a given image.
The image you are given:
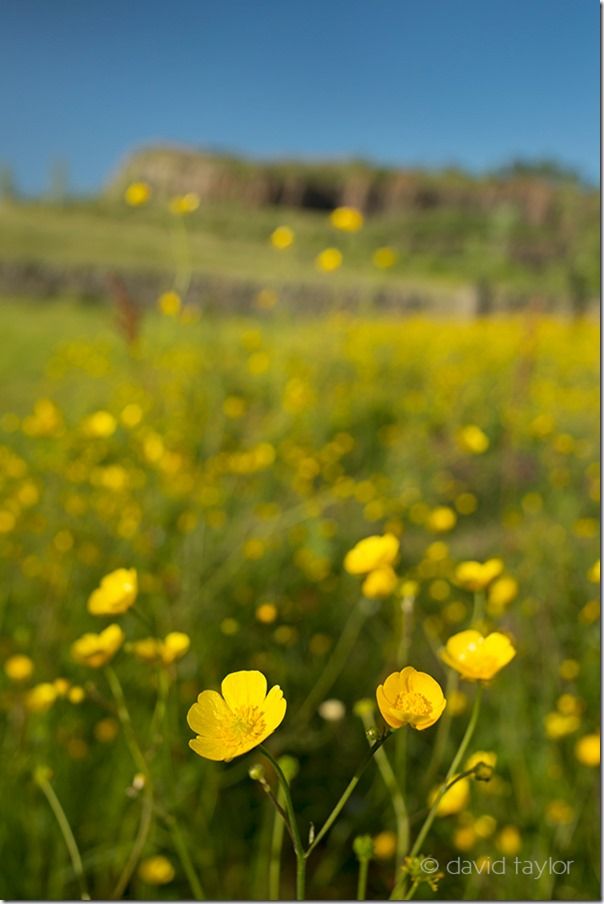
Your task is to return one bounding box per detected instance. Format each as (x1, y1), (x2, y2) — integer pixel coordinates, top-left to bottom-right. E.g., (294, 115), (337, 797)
(393, 691), (431, 721)
(232, 705), (266, 740)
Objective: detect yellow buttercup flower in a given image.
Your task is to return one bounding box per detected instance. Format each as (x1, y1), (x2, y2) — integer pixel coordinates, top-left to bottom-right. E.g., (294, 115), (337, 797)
(4, 654), (34, 682)
(430, 776), (470, 816)
(158, 291), (182, 317)
(376, 666), (446, 730)
(26, 682), (57, 712)
(83, 410), (117, 438)
(138, 855), (175, 885)
(129, 632), (190, 666)
(428, 506), (457, 533)
(487, 577), (518, 614)
(458, 425), (489, 454)
(466, 750), (497, 771)
(454, 559), (503, 591)
(588, 560), (600, 583)
(88, 568), (137, 616)
(362, 566), (398, 598)
(187, 670), (287, 761)
(441, 630), (516, 681)
(270, 225), (294, 250)
(329, 206), (364, 232)
(71, 624), (124, 668)
(544, 712), (580, 740)
(372, 246), (398, 269)
(344, 533), (399, 575)
(496, 825), (521, 856)
(575, 733), (600, 767)
(373, 830), (397, 859)
(315, 248), (343, 272)
(124, 181), (151, 206)
(169, 192), (199, 215)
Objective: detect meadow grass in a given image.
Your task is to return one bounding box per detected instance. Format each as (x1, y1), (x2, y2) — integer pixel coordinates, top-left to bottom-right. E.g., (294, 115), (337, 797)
(0, 297), (599, 900)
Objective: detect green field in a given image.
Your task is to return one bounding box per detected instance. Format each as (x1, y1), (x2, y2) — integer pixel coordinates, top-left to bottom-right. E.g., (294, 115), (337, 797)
(0, 185), (598, 304)
(0, 297), (599, 900)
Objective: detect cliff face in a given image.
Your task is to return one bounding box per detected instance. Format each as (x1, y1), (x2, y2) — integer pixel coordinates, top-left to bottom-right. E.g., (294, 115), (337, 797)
(107, 145), (594, 227)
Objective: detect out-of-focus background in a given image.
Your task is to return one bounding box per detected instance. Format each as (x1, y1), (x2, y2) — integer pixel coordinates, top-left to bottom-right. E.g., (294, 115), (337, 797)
(0, 1), (600, 901)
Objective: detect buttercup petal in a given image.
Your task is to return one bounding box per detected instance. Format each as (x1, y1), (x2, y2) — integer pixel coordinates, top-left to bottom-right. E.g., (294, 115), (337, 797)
(187, 690), (232, 735)
(260, 685), (287, 735)
(221, 670), (268, 710)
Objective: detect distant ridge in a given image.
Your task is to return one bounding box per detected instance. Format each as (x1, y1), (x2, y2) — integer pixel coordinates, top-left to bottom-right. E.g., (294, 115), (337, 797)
(107, 145), (594, 225)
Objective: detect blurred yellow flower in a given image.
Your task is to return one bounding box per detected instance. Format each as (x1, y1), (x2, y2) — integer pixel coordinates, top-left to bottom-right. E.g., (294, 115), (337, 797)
(187, 670), (286, 761)
(559, 658), (580, 680)
(26, 682), (57, 712)
(344, 532), (399, 575)
(158, 291), (182, 317)
(68, 686), (85, 704)
(466, 750), (497, 772)
(545, 800), (575, 826)
(496, 825), (521, 855)
(441, 630), (516, 681)
(255, 603), (278, 624)
(71, 624), (124, 668)
(458, 425), (490, 454)
(88, 568), (138, 616)
(430, 776), (470, 816)
(373, 830), (397, 859)
(94, 717), (119, 743)
(330, 206), (364, 232)
(83, 410), (117, 438)
(124, 181), (151, 206)
(487, 576), (518, 614)
(270, 225), (294, 250)
(376, 666), (446, 730)
(129, 632), (190, 666)
(588, 559), (600, 583)
(428, 506), (457, 533)
(4, 654), (34, 682)
(455, 559), (503, 591)
(315, 248), (343, 272)
(169, 192), (199, 215)
(543, 712), (581, 741)
(575, 733), (600, 767)
(138, 855), (175, 885)
(473, 814), (497, 838)
(372, 246), (398, 269)
(362, 566), (398, 598)
(453, 825), (476, 851)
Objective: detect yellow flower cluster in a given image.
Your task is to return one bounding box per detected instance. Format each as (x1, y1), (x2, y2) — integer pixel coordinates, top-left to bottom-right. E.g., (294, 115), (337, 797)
(344, 532), (400, 598)
(128, 632), (190, 666)
(87, 568), (138, 616)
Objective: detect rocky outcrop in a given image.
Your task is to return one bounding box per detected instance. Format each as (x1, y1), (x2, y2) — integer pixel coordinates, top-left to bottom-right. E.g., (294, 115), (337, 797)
(107, 146), (594, 227)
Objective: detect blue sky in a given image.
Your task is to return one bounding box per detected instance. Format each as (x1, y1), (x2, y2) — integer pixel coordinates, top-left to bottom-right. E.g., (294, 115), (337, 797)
(1, 0), (599, 194)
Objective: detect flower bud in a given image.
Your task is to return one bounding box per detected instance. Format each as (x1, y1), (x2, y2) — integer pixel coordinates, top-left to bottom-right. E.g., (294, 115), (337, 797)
(353, 834), (374, 862)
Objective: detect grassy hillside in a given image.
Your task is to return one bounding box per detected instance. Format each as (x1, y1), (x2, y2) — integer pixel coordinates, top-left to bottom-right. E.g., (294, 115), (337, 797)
(0, 155), (598, 310)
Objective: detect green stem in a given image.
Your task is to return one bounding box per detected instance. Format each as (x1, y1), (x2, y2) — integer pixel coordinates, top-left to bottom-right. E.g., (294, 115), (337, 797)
(162, 810), (206, 899)
(296, 600), (368, 726)
(306, 733), (391, 857)
(259, 746), (306, 900)
(111, 788), (153, 899)
(268, 783), (287, 900)
(35, 770), (90, 901)
(359, 713), (409, 868)
(422, 670), (458, 790)
(105, 666), (149, 779)
(105, 666), (155, 898)
(391, 685), (483, 900)
(471, 590), (486, 625)
(357, 858), (370, 901)
(404, 879), (420, 900)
